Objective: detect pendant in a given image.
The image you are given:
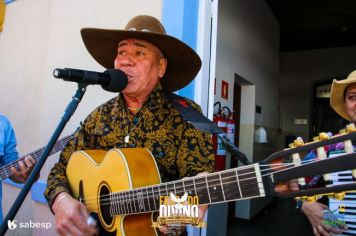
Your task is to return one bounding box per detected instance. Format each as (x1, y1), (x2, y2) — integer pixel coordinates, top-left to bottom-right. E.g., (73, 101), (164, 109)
(124, 135), (130, 144)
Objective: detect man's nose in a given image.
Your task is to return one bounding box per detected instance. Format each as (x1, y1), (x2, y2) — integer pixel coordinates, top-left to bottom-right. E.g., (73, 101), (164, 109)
(118, 54), (135, 66)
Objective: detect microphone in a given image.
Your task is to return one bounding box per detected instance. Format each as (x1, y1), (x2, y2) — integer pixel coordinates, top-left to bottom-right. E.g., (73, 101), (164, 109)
(53, 68), (128, 92)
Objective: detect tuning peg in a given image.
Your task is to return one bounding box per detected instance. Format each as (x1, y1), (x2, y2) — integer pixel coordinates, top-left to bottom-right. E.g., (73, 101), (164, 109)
(313, 136), (319, 142)
(332, 192), (345, 200)
(306, 196), (317, 202)
(293, 137), (304, 147)
(319, 132), (330, 140)
(290, 137), (306, 187)
(288, 143), (295, 148)
(346, 123), (356, 132)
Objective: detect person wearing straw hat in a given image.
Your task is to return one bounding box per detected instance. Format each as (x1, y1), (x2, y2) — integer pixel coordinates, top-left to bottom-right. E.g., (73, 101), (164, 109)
(0, 114), (36, 222)
(330, 70), (356, 123)
(300, 71), (356, 236)
(44, 15), (214, 236)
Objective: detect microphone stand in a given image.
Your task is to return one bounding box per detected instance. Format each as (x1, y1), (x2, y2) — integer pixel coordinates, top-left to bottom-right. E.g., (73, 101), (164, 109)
(0, 84), (87, 235)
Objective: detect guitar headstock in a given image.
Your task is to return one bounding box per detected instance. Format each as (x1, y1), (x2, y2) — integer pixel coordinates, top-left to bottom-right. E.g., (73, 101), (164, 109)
(261, 125), (356, 200)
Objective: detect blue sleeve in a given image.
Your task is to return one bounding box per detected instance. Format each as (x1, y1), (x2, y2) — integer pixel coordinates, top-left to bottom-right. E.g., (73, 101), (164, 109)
(0, 115), (19, 165)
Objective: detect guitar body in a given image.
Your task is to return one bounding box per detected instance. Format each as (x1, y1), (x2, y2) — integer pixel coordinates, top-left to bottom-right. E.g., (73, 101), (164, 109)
(66, 148), (161, 236)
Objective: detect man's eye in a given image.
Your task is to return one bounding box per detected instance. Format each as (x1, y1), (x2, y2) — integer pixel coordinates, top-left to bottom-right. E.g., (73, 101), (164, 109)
(137, 51), (145, 56)
(348, 95), (356, 101)
(118, 50), (126, 55)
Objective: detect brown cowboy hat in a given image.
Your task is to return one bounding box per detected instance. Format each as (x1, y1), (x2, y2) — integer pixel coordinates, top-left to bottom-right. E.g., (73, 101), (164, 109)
(80, 15), (201, 92)
(330, 70), (356, 120)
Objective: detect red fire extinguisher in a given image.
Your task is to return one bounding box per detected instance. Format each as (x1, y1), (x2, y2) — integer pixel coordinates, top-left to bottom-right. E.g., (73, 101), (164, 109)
(223, 106), (235, 145)
(213, 102), (227, 171)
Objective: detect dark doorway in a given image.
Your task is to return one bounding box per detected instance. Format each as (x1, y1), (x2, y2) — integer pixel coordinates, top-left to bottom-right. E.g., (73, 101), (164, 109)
(310, 80), (348, 138)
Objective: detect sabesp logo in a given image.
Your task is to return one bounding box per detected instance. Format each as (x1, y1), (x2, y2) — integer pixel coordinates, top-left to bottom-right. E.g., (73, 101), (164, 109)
(8, 220), (17, 230)
(7, 220), (51, 230)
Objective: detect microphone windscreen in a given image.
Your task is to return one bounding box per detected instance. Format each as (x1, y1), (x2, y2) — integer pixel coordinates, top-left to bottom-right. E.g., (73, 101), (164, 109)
(102, 69), (128, 92)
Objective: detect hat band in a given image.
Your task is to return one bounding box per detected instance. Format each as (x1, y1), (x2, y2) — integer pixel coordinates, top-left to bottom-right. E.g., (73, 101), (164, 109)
(127, 28), (152, 32)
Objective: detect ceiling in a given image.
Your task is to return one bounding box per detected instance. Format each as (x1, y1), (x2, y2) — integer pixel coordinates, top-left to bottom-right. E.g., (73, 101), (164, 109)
(266, 0), (356, 52)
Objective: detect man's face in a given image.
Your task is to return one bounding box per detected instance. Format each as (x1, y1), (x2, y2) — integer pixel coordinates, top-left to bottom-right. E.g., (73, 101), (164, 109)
(345, 83), (356, 122)
(114, 38), (167, 97)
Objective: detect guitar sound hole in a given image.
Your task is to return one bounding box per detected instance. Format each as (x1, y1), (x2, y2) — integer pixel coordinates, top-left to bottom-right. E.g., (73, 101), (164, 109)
(99, 184), (113, 227)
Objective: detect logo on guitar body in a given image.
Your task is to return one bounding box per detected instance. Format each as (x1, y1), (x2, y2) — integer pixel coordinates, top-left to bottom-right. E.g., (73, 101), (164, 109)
(152, 192), (206, 228)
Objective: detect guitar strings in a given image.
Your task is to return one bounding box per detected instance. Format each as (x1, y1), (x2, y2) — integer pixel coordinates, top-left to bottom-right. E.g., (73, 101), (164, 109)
(86, 180), (356, 219)
(85, 180), (356, 215)
(80, 164), (274, 204)
(0, 135), (72, 179)
(80, 156), (349, 205)
(79, 156), (330, 203)
(81, 157), (356, 213)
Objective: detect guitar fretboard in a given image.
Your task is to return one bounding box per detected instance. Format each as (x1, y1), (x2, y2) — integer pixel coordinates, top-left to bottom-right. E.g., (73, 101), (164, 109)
(108, 163), (265, 216)
(0, 134), (74, 180)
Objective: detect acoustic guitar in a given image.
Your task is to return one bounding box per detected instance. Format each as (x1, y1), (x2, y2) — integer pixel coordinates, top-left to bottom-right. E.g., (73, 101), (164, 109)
(66, 131), (356, 236)
(0, 134), (74, 181)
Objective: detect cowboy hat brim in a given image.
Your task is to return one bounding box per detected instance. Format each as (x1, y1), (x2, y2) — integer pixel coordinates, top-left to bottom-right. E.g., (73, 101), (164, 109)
(81, 28), (202, 92)
(330, 76), (356, 121)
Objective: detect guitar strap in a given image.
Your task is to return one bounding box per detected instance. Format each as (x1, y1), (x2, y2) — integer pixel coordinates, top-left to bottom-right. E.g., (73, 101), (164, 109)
(166, 92), (251, 165)
(166, 92), (223, 134)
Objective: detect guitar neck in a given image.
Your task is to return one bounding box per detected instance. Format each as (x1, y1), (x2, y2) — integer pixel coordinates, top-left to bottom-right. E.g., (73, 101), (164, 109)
(109, 163), (265, 216)
(0, 134), (74, 180)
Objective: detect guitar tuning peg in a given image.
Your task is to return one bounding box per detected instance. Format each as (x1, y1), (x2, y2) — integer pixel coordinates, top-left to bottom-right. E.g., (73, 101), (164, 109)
(293, 137), (304, 147)
(346, 123), (356, 132)
(333, 192), (345, 200)
(318, 132), (330, 140)
(306, 196), (317, 202)
(339, 128), (346, 134)
(313, 136), (320, 142)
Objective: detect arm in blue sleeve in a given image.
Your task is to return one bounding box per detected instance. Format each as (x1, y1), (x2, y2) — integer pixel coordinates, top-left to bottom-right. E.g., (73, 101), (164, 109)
(3, 117), (19, 164)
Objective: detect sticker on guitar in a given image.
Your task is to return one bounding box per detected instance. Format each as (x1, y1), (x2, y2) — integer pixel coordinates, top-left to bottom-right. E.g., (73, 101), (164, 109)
(152, 192), (206, 228)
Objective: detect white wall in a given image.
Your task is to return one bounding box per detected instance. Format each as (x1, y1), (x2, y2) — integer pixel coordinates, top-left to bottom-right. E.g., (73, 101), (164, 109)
(215, 0), (279, 220)
(215, 0), (279, 161)
(280, 46), (356, 142)
(0, 0), (162, 235)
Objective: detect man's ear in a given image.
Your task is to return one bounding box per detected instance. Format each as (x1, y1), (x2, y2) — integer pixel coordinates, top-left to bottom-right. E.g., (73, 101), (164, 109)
(158, 58), (168, 79)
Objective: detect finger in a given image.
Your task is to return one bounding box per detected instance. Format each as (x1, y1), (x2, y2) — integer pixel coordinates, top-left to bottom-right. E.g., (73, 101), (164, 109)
(316, 225), (330, 236)
(23, 156), (34, 169)
(328, 227), (345, 234)
(55, 224), (68, 236)
(313, 226), (320, 236)
(198, 205), (208, 219)
(10, 166), (18, 175)
(159, 225), (169, 234)
(10, 166), (25, 182)
(76, 204), (97, 234)
(289, 180), (299, 191)
(27, 155), (37, 164)
(17, 161), (29, 178)
(61, 219), (85, 236)
(18, 160), (27, 172)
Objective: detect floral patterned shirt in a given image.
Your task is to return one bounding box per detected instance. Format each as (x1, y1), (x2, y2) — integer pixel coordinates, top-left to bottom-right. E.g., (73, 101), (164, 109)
(44, 84), (214, 207)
